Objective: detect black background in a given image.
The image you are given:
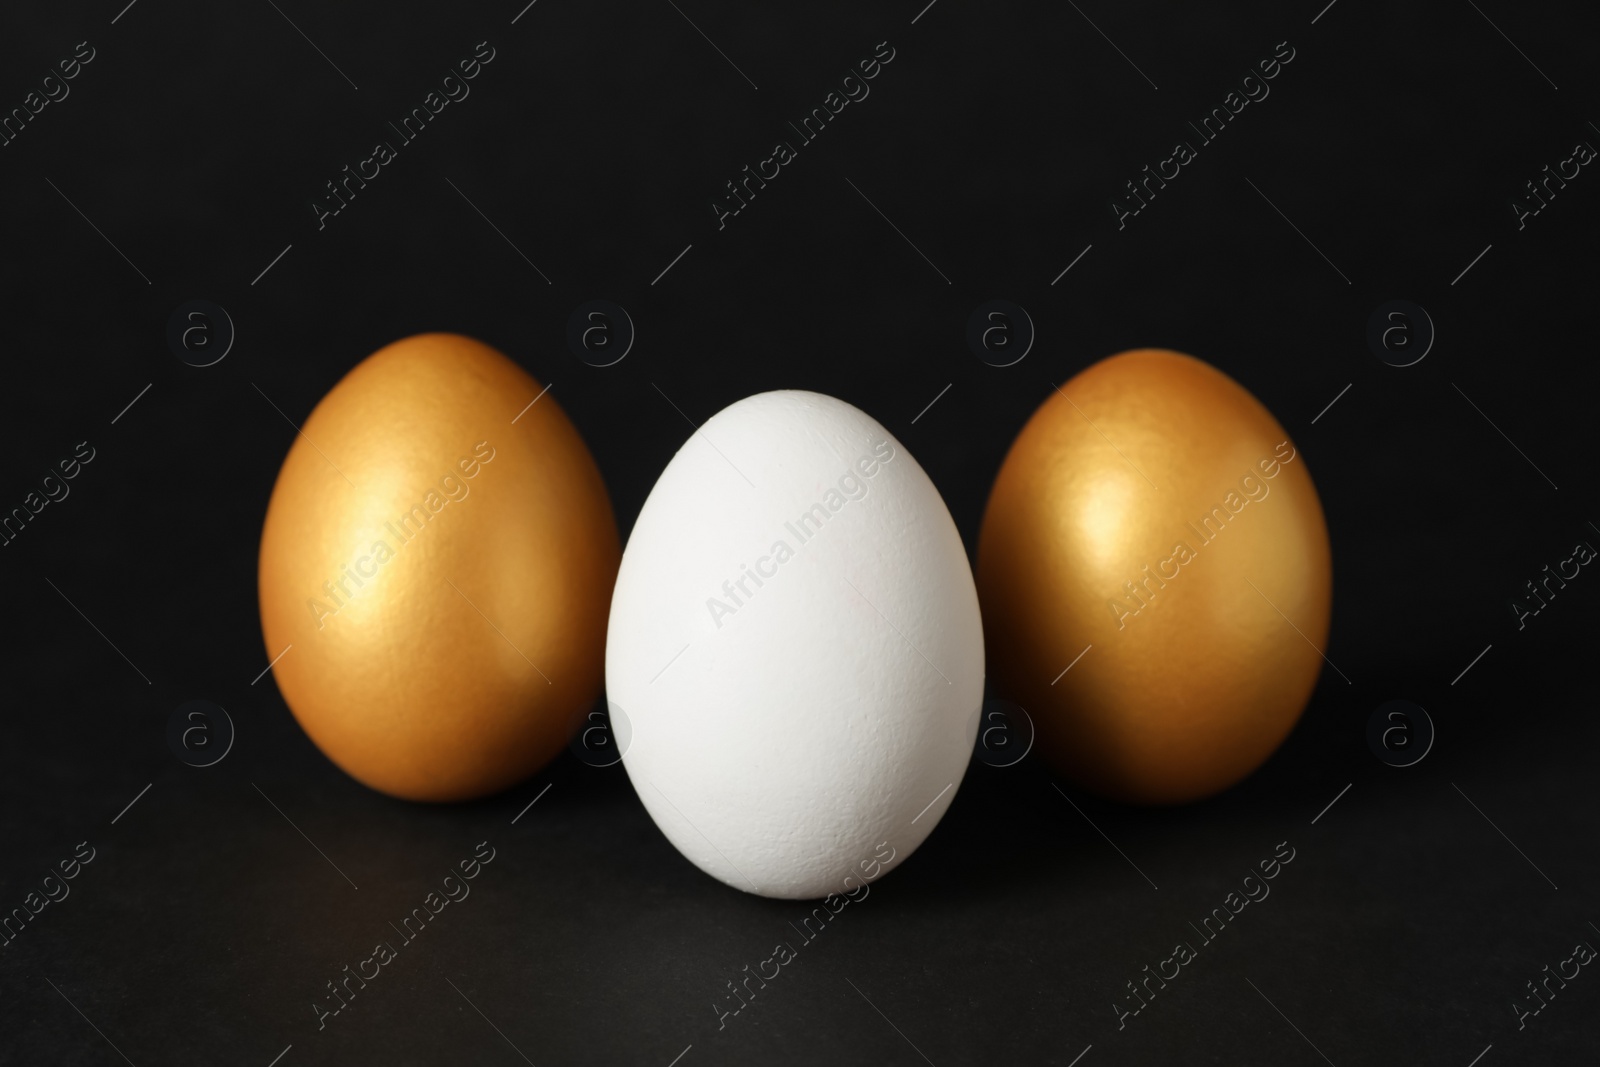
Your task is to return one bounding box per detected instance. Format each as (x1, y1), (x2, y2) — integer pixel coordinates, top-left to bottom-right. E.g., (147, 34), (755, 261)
(2, 0), (1597, 1064)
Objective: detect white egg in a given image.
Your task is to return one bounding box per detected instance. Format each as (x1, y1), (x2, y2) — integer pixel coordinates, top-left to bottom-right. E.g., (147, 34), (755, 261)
(607, 390), (983, 899)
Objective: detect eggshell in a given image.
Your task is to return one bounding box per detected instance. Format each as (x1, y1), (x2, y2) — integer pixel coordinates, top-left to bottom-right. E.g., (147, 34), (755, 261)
(977, 349), (1332, 804)
(607, 391), (983, 899)
(258, 333), (619, 802)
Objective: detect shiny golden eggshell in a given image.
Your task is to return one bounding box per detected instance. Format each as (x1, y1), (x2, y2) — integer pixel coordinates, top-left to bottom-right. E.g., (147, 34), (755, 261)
(258, 333), (619, 802)
(977, 349), (1332, 805)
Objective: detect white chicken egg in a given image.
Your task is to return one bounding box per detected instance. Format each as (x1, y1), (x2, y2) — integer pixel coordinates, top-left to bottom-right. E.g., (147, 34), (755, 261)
(607, 390), (983, 899)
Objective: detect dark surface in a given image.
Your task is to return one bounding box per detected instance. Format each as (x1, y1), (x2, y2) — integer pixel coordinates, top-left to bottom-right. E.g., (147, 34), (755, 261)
(2, 0), (1597, 1064)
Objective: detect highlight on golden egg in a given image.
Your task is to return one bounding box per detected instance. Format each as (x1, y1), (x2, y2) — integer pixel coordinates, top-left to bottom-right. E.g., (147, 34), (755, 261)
(257, 333), (620, 802)
(977, 349), (1332, 805)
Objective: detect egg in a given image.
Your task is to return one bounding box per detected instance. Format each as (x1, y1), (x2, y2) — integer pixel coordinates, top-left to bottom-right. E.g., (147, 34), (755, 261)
(606, 391), (983, 899)
(258, 333), (619, 802)
(977, 350), (1332, 805)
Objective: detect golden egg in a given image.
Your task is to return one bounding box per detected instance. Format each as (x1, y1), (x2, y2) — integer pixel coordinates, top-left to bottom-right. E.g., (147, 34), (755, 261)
(977, 349), (1332, 804)
(258, 333), (619, 802)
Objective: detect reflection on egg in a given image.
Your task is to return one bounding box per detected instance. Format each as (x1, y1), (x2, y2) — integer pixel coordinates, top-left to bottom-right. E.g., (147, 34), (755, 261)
(978, 350), (1332, 804)
(607, 391), (983, 899)
(258, 333), (619, 802)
